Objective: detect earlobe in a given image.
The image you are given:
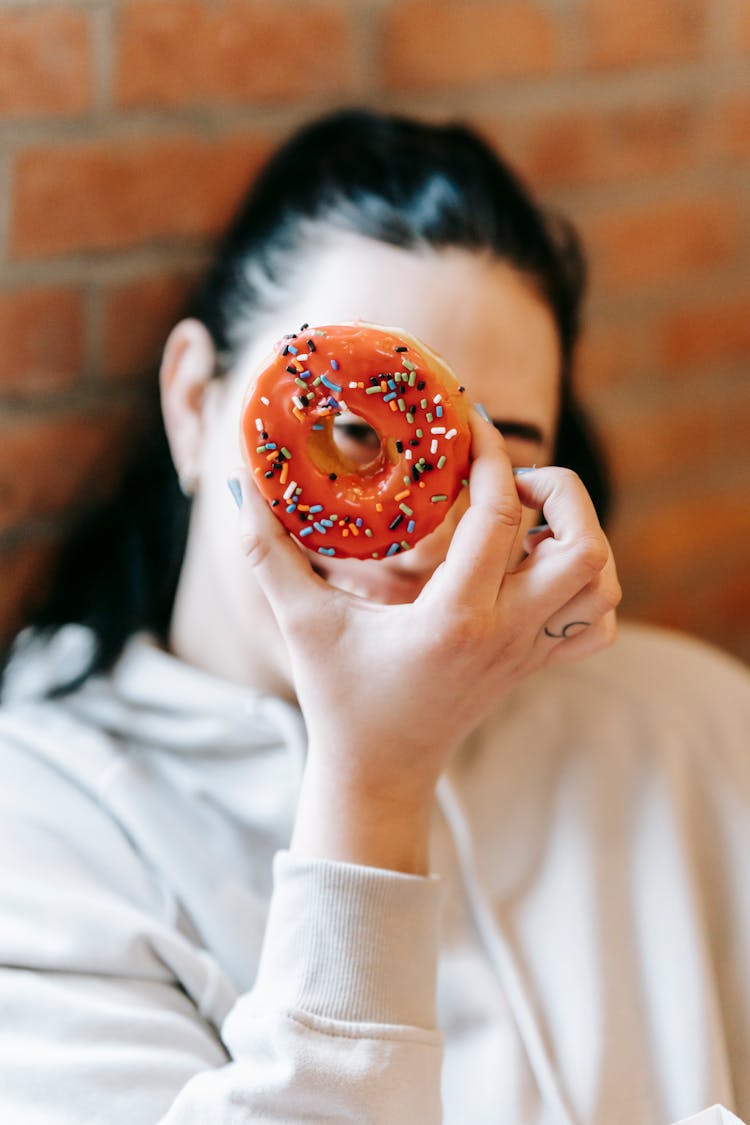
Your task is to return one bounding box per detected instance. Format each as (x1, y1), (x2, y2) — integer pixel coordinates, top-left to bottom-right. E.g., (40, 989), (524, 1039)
(159, 319), (218, 489)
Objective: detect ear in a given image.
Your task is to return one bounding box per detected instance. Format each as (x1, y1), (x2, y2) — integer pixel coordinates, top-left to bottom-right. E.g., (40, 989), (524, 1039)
(159, 319), (218, 491)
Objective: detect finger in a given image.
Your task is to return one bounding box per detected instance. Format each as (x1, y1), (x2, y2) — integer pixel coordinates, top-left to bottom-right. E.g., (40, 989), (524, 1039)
(431, 408), (522, 608)
(510, 467), (611, 615)
(232, 466), (331, 626)
(538, 549), (622, 642)
(543, 609), (618, 667)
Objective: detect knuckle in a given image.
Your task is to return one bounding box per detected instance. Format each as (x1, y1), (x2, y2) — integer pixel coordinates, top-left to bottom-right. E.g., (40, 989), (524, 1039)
(486, 495), (522, 530)
(571, 533), (609, 578)
(239, 529), (272, 569)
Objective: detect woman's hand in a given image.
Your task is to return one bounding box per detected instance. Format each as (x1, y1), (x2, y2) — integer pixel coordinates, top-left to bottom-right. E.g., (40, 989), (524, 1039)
(231, 409), (620, 873)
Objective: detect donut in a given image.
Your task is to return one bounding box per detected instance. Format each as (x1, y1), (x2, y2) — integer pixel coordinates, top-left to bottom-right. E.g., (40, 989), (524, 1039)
(240, 321), (471, 560)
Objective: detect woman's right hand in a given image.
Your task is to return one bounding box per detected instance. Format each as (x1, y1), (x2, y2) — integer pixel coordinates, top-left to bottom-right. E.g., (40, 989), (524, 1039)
(232, 408), (621, 874)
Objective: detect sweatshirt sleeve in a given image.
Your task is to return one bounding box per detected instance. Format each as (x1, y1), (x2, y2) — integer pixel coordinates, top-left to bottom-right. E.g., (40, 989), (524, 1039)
(163, 852), (444, 1123)
(0, 731), (444, 1124)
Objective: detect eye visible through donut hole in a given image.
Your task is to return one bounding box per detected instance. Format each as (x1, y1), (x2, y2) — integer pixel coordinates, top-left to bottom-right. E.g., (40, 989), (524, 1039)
(332, 413), (382, 470)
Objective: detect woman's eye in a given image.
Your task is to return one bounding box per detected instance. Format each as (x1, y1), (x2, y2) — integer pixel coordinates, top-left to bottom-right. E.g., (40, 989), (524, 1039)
(332, 420), (381, 466)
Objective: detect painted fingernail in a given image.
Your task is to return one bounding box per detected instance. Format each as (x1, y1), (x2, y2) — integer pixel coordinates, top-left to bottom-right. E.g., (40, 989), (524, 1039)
(474, 402), (492, 423)
(527, 523), (549, 535)
(513, 466), (537, 476)
(227, 476), (243, 509)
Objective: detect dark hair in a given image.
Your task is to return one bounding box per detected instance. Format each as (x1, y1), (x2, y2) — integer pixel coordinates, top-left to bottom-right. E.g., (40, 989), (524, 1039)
(2, 107), (610, 693)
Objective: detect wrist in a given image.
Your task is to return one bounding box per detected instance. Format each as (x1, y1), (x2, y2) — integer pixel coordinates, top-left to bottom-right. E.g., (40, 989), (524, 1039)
(291, 747), (436, 875)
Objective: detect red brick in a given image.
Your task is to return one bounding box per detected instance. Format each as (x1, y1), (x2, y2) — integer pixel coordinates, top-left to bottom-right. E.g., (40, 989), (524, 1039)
(585, 195), (742, 292)
(0, 7), (92, 118)
(381, 1), (560, 91)
(0, 536), (60, 649)
(575, 316), (647, 396)
(0, 412), (134, 530)
(582, 0), (708, 70)
(610, 484), (750, 576)
(115, 0), (358, 107)
(490, 100), (702, 191)
(658, 292), (750, 369)
(102, 274), (197, 381)
(11, 133), (273, 258)
(599, 397), (723, 486)
(0, 289), (84, 391)
(719, 92), (750, 159)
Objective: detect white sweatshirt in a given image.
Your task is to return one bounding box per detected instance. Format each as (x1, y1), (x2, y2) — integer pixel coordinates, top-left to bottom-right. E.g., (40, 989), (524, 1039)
(0, 622), (748, 1125)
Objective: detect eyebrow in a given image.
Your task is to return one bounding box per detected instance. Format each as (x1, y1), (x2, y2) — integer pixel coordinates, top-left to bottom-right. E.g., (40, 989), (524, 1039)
(492, 419), (546, 445)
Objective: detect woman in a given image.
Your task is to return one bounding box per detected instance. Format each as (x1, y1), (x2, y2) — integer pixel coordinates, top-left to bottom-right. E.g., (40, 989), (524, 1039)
(1, 109), (748, 1124)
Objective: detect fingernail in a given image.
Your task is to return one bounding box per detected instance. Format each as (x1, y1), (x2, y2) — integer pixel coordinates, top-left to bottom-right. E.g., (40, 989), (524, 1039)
(527, 523), (549, 535)
(474, 402), (492, 423)
(513, 466), (537, 476)
(227, 476), (243, 509)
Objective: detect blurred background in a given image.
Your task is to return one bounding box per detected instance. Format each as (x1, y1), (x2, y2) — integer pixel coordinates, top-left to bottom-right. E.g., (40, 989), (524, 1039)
(1, 0), (748, 662)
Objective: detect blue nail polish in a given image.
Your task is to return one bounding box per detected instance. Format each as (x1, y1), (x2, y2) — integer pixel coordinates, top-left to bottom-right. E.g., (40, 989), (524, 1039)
(227, 477), (243, 509)
(474, 402), (492, 423)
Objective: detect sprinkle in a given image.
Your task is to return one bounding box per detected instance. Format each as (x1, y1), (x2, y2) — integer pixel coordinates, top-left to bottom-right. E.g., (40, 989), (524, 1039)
(395, 489), (410, 501)
(408, 370), (416, 387)
(321, 375), (342, 393)
(255, 418), (263, 431)
(366, 385), (382, 394)
(349, 381), (358, 389)
(355, 517), (363, 528)
(350, 525), (359, 536)
(405, 450), (412, 460)
(307, 339), (316, 352)
(300, 322), (309, 330)
(433, 394), (442, 404)
(386, 543), (400, 556)
(283, 480), (298, 501)
(313, 522), (327, 534)
(294, 376), (309, 389)
(395, 345), (408, 352)
(261, 396), (270, 406)
(365, 528), (373, 537)
(437, 455), (447, 469)
(299, 526), (314, 537)
(321, 518), (334, 527)
(288, 345), (298, 356)
(389, 514), (404, 531)
(445, 428), (457, 440)
(397, 398), (406, 411)
(312, 424), (324, 430)
(407, 519), (415, 534)
(309, 504), (324, 513)
(426, 412), (433, 423)
(286, 502), (296, 511)
(375, 502), (383, 512)
(430, 440), (439, 455)
(329, 472), (337, 480)
(280, 447), (291, 459)
(383, 391), (397, 402)
(436, 405), (443, 418)
(318, 547), (336, 556)
(256, 445), (268, 453)
(271, 499), (279, 507)
(416, 428), (424, 438)
(292, 408), (305, 423)
(331, 359), (339, 371)
(406, 412), (414, 424)
(400, 541), (411, 551)
(402, 359), (416, 371)
(431, 494), (448, 503)
(431, 426), (446, 435)
(399, 503), (413, 516)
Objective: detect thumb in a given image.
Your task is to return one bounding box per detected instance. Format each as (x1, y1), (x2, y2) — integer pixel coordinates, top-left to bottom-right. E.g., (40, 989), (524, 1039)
(228, 466), (328, 626)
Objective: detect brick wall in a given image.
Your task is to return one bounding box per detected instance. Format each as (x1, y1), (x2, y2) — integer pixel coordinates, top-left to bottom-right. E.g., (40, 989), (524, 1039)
(1, 0), (749, 661)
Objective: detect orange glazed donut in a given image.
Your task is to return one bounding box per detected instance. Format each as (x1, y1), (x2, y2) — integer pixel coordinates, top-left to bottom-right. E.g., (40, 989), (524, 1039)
(240, 321), (471, 561)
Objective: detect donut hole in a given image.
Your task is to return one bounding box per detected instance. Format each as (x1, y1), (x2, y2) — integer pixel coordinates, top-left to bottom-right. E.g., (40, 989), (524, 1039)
(332, 414), (382, 469)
